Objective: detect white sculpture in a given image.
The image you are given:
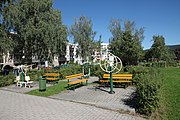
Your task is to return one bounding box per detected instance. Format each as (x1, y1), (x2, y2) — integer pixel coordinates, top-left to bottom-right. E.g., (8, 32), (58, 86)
(100, 52), (122, 73)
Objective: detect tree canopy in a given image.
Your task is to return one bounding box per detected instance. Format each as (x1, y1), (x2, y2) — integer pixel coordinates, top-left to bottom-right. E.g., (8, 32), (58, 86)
(70, 16), (96, 63)
(145, 35), (176, 63)
(109, 19), (144, 65)
(1, 0), (68, 63)
(0, 0), (15, 55)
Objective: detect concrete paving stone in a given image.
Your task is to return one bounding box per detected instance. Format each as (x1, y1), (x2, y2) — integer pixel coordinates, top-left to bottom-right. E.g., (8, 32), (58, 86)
(0, 76), (145, 120)
(0, 81), (53, 93)
(50, 84), (136, 113)
(0, 90), (145, 120)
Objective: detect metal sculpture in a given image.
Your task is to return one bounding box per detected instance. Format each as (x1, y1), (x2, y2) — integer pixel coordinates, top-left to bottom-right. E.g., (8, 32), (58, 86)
(99, 52), (122, 93)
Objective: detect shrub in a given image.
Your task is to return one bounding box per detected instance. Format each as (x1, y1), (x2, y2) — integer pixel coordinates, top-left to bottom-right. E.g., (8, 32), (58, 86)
(0, 74), (15, 87)
(25, 64), (82, 80)
(135, 67), (163, 116)
(90, 65), (105, 79)
(26, 69), (43, 81)
(125, 65), (149, 74)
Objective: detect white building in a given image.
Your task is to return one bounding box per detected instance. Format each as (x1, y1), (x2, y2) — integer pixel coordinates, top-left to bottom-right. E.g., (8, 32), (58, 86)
(65, 43), (83, 64)
(1, 41), (109, 66)
(65, 43), (109, 64)
(93, 43), (109, 62)
(100, 43), (109, 60)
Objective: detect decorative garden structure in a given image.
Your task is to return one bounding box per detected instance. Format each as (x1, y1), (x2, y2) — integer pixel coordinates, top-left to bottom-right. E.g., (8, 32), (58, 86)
(100, 52), (122, 94)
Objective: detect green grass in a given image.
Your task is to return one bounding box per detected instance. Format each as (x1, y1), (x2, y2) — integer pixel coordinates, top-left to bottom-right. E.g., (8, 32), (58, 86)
(26, 81), (68, 97)
(157, 67), (180, 120)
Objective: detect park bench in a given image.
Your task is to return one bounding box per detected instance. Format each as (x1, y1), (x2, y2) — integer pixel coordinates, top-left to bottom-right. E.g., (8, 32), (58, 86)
(99, 74), (133, 88)
(44, 73), (60, 83)
(66, 73), (88, 90)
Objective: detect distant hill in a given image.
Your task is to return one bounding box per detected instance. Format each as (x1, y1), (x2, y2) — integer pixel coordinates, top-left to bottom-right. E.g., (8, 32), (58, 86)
(167, 44), (180, 50)
(167, 44), (180, 60)
(144, 44), (180, 60)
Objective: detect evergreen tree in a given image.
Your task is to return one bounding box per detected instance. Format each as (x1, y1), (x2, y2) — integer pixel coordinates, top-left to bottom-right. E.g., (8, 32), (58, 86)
(146, 35), (176, 63)
(109, 19), (144, 65)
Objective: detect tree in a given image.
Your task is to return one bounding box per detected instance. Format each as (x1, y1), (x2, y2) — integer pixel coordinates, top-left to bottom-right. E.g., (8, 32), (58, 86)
(145, 35), (176, 63)
(8, 0), (67, 63)
(109, 19), (144, 65)
(70, 16), (96, 63)
(0, 0), (15, 56)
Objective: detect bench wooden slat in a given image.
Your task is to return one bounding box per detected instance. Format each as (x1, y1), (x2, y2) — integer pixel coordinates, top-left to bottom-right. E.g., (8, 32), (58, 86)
(45, 73), (60, 76)
(46, 78), (59, 81)
(66, 73), (88, 90)
(44, 73), (60, 82)
(66, 73), (83, 79)
(103, 74), (132, 78)
(100, 80), (132, 83)
(104, 74), (132, 76)
(99, 73), (133, 88)
(68, 79), (88, 85)
(105, 77), (132, 79)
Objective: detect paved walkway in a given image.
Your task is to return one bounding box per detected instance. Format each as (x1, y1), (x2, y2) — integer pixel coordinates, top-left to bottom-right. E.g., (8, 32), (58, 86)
(50, 85), (136, 113)
(0, 77), (145, 120)
(0, 90), (144, 120)
(0, 81), (52, 93)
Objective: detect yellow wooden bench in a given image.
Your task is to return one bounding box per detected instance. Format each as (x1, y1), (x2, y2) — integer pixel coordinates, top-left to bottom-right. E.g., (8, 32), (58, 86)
(66, 73), (88, 90)
(99, 74), (133, 88)
(44, 73), (60, 83)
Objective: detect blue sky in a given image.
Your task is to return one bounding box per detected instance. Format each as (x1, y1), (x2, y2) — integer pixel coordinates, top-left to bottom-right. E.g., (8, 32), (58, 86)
(53, 0), (180, 49)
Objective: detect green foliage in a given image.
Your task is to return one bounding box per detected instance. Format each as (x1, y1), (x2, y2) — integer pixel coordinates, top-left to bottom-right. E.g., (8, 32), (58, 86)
(0, 0), (15, 54)
(58, 65), (82, 79)
(145, 35), (176, 64)
(26, 81), (67, 97)
(70, 16), (96, 62)
(26, 69), (42, 81)
(139, 61), (167, 68)
(132, 67), (163, 115)
(125, 65), (148, 74)
(90, 65), (105, 79)
(7, 0), (68, 63)
(26, 64), (82, 80)
(109, 19), (144, 65)
(0, 74), (15, 87)
(158, 67), (180, 120)
(125, 66), (149, 84)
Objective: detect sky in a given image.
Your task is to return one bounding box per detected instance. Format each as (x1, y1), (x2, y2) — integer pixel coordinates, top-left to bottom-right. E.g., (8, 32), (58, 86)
(53, 0), (180, 49)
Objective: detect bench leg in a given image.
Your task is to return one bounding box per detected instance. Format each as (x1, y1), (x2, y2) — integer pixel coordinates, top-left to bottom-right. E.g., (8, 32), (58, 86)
(86, 80), (88, 86)
(68, 84), (70, 90)
(73, 85), (75, 91)
(124, 83), (128, 89)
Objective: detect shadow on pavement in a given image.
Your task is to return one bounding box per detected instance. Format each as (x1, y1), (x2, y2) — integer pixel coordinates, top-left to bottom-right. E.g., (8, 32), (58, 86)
(122, 92), (137, 109)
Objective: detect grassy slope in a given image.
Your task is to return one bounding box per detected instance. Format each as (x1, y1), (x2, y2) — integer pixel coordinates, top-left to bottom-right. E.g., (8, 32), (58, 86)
(160, 67), (180, 120)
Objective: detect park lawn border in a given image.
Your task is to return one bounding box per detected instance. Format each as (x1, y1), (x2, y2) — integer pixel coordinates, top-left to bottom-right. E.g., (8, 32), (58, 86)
(161, 67), (180, 120)
(150, 67), (180, 120)
(25, 80), (96, 97)
(26, 81), (68, 97)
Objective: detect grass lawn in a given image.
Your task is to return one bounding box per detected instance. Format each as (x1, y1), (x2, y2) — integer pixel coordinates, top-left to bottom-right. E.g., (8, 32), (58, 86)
(26, 81), (68, 97)
(158, 67), (180, 120)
